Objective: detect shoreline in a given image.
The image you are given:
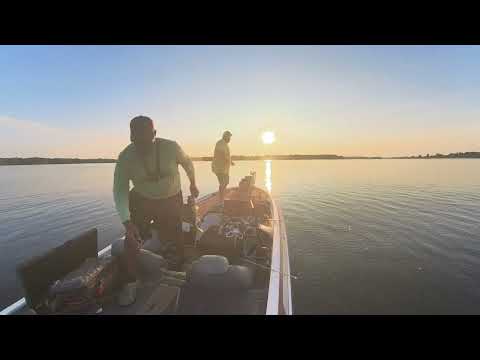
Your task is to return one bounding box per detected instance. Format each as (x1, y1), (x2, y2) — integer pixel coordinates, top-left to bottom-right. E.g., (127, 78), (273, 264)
(1, 156), (480, 166)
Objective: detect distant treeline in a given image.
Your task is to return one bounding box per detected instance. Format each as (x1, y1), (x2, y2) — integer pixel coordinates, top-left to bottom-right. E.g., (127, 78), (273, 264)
(1, 155), (342, 165)
(193, 155), (382, 161)
(0, 158), (116, 165)
(390, 152), (480, 159)
(0, 154), (375, 165)
(1, 152), (479, 165)
(192, 154), (347, 161)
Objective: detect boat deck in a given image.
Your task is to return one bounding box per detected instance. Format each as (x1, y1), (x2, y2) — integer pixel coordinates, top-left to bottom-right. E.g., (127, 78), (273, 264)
(178, 287), (268, 315)
(101, 281), (180, 315)
(8, 177), (287, 315)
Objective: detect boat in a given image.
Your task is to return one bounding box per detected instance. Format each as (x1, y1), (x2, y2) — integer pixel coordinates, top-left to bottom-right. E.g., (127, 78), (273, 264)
(0, 172), (292, 315)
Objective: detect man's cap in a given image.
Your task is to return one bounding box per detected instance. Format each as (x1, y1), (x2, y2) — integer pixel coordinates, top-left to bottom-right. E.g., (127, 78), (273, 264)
(223, 130), (232, 137)
(130, 116), (154, 133)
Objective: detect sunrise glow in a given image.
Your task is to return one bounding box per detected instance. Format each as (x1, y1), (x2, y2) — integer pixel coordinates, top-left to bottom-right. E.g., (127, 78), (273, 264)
(262, 131), (276, 145)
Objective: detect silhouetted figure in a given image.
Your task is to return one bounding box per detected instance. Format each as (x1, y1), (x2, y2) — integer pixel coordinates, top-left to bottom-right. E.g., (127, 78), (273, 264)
(212, 131), (234, 202)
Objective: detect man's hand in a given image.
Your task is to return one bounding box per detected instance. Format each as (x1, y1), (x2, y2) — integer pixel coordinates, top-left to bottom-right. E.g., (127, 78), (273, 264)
(190, 183), (200, 198)
(123, 220), (142, 251)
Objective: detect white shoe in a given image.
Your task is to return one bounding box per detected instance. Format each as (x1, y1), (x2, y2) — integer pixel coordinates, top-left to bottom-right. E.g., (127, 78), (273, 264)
(117, 281), (139, 307)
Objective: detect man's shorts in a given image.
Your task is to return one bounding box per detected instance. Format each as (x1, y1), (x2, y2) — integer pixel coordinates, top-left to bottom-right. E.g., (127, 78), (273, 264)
(215, 172), (229, 187)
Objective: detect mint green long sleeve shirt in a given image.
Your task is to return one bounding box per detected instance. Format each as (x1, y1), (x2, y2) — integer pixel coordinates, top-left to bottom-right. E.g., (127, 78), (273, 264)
(113, 138), (194, 223)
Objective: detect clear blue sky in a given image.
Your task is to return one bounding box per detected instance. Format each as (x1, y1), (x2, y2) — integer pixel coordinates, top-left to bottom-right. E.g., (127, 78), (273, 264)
(0, 45), (479, 158)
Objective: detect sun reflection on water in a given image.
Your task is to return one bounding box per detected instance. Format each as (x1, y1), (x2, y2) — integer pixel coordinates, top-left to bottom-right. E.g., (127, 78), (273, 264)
(265, 160), (272, 193)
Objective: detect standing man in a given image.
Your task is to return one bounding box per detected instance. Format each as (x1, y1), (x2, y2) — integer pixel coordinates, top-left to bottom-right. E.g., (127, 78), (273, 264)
(212, 130), (234, 202)
(113, 115), (199, 305)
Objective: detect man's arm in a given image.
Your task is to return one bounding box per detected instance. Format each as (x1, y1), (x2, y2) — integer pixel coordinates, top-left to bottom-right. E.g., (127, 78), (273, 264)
(113, 153), (142, 248)
(113, 153), (131, 224)
(176, 142), (199, 197)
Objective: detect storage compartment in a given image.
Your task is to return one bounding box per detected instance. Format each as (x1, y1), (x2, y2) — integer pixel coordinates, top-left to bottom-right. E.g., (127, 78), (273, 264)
(197, 225), (242, 262)
(17, 228), (99, 312)
(46, 256), (120, 314)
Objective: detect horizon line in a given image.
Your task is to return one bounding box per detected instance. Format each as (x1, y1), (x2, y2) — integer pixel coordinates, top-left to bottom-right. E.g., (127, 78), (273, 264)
(1, 151), (480, 161)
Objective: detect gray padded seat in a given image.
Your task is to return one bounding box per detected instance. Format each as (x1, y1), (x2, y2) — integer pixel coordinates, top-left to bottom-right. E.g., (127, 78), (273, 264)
(178, 256), (263, 314)
(111, 238), (168, 278)
(187, 255), (254, 290)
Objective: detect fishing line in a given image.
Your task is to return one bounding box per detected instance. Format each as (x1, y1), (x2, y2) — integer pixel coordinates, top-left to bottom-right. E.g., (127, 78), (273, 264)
(241, 256), (301, 280)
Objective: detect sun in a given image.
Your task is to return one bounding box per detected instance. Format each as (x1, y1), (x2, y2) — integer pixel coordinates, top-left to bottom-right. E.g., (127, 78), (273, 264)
(262, 131), (276, 145)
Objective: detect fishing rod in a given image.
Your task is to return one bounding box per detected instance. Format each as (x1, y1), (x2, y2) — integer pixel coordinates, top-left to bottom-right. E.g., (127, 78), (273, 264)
(240, 256), (301, 280)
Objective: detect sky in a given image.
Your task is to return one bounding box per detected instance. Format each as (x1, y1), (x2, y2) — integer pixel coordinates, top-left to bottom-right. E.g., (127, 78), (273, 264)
(0, 45), (479, 158)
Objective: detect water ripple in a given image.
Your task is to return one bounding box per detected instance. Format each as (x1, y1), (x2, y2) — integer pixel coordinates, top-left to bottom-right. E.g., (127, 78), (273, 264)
(2, 161), (480, 313)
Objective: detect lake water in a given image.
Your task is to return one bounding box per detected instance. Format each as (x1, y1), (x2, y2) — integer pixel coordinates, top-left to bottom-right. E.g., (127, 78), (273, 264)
(1, 160), (480, 314)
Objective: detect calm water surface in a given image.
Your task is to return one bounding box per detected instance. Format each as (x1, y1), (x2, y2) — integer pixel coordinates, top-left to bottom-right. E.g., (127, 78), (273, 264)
(1, 160), (480, 314)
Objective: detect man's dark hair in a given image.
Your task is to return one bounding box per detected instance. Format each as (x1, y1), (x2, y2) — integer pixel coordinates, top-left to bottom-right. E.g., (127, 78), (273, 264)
(130, 116), (154, 133)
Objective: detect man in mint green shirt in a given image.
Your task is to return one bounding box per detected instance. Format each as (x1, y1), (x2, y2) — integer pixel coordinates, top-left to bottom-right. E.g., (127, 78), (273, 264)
(113, 116), (198, 304)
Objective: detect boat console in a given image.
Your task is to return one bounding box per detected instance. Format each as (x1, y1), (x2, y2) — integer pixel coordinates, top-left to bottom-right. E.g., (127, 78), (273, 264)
(190, 174), (273, 293)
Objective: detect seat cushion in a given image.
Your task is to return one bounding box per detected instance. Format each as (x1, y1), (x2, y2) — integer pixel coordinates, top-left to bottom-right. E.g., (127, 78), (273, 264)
(188, 255), (254, 290)
(190, 255), (229, 275)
